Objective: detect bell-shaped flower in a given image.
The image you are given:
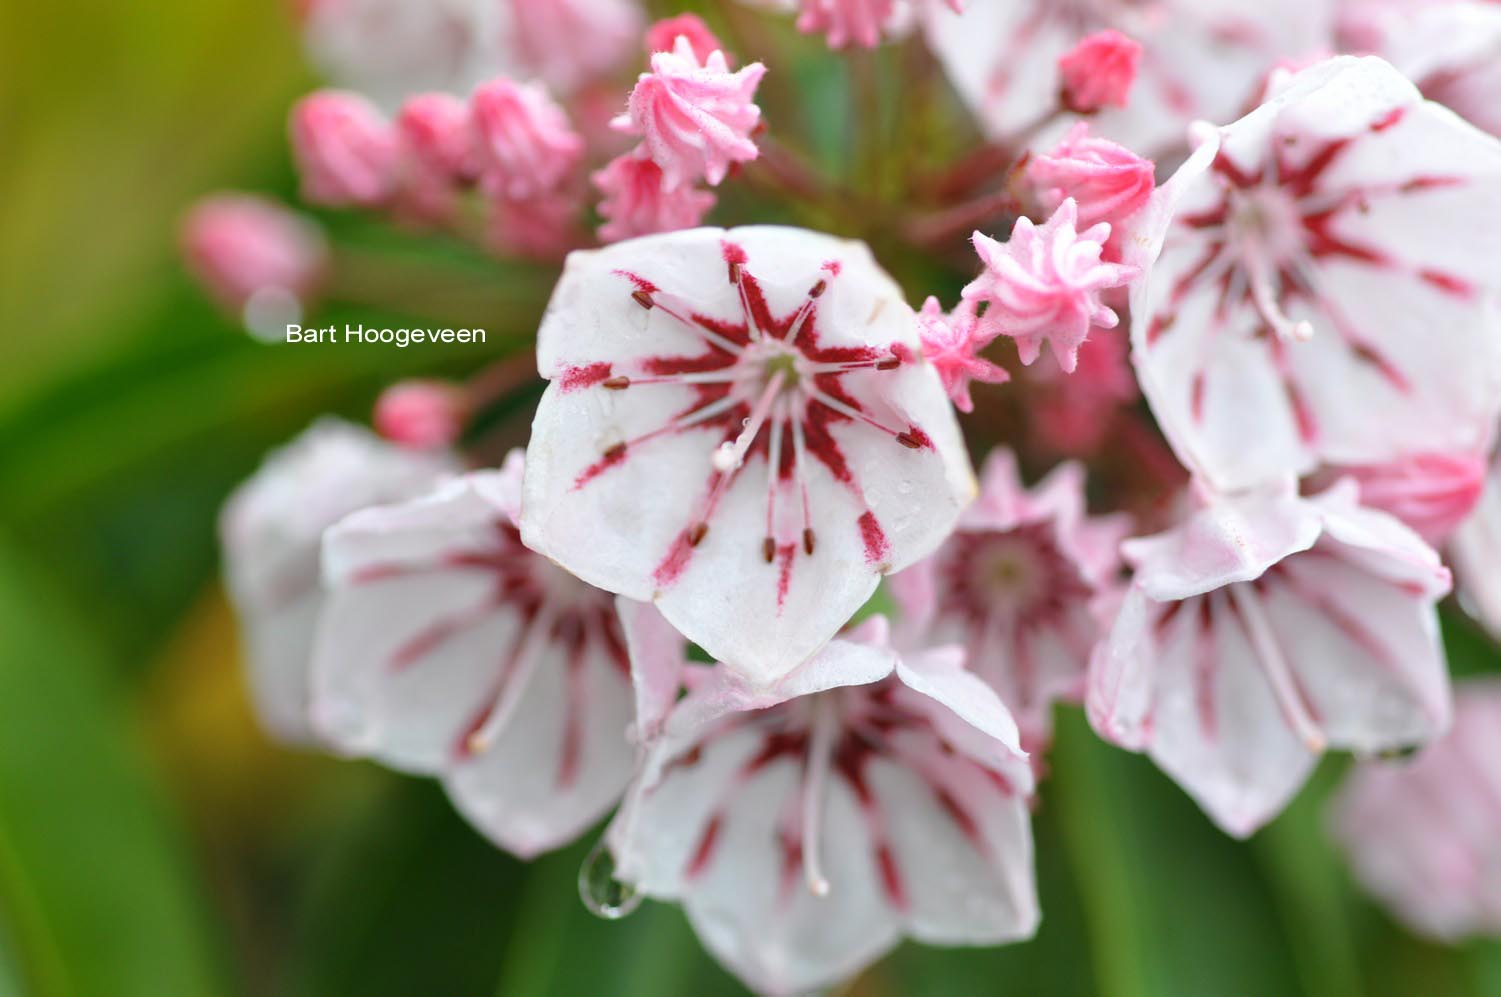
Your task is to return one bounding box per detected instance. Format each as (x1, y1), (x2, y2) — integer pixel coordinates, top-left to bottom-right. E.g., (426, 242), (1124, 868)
(921, 0), (1335, 152)
(521, 226), (976, 685)
(1126, 56), (1501, 492)
(301, 0), (641, 108)
(1028, 123), (1155, 232)
(914, 296), (1010, 413)
(302, 0), (511, 111)
(592, 152), (717, 244)
(180, 194), (328, 339)
(606, 607), (1038, 995)
(1448, 449), (1501, 641)
(612, 37), (767, 190)
(892, 450), (1127, 755)
(219, 419), (455, 743)
(1087, 476), (1453, 836)
(311, 455), (636, 857)
(963, 199), (1139, 374)
(1331, 678), (1501, 941)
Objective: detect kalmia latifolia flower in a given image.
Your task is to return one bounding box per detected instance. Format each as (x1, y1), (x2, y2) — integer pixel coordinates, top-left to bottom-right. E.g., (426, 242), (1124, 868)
(606, 607), (1037, 995)
(373, 380), (470, 451)
(914, 297), (1009, 414)
(892, 450), (1127, 755)
(180, 194), (328, 338)
(922, 0), (1335, 151)
(311, 456), (636, 856)
(1331, 679), (1501, 941)
(963, 199), (1139, 374)
(470, 77), (586, 201)
(300, 0), (643, 107)
(1027, 330), (1139, 456)
(1028, 123), (1155, 231)
(1056, 29), (1141, 114)
(300, 0), (510, 110)
(219, 420), (456, 743)
(521, 227), (975, 684)
(645, 13), (728, 63)
(796, 0), (897, 49)
(1088, 478), (1452, 836)
(613, 38), (767, 190)
(1126, 56), (1501, 492)
(1448, 449), (1501, 642)
(592, 152), (717, 244)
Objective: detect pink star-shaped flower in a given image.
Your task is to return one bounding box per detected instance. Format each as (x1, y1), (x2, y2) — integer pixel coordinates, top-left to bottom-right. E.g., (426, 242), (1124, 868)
(311, 455), (637, 857)
(914, 297), (1010, 413)
(1087, 476), (1453, 836)
(606, 607), (1037, 994)
(963, 199), (1139, 374)
(612, 37), (767, 191)
(520, 227), (975, 685)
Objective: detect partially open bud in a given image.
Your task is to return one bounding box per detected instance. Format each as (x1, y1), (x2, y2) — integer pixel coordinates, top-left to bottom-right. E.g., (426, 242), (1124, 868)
(1057, 30), (1141, 114)
(181, 194), (328, 340)
(1319, 452), (1487, 545)
(290, 90), (400, 207)
(1028, 123), (1154, 231)
(373, 379), (469, 450)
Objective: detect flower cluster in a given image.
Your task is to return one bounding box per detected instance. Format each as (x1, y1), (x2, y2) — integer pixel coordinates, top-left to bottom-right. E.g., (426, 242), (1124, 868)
(198, 2), (1501, 992)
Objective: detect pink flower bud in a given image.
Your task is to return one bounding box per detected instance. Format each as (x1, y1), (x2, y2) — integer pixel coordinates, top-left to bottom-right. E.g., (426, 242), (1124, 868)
(373, 380), (468, 450)
(289, 90), (400, 207)
(645, 14), (727, 64)
(1057, 30), (1141, 114)
(915, 297), (1009, 413)
(612, 37), (766, 190)
(1028, 123), (1155, 230)
(796, 0), (896, 50)
(962, 199), (1138, 373)
(181, 194), (327, 328)
(592, 152), (716, 244)
(470, 77), (585, 200)
(489, 192), (580, 260)
(396, 92), (478, 185)
(1323, 452), (1487, 545)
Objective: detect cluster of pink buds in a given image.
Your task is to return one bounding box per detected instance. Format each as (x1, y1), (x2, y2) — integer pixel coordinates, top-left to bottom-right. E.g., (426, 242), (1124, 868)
(199, 2), (1501, 991)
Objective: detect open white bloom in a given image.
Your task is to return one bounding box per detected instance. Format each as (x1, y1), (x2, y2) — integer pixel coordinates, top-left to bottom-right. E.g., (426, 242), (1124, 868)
(1127, 56), (1501, 493)
(302, 0), (641, 109)
(311, 455), (635, 857)
(219, 419), (455, 743)
(607, 607), (1037, 994)
(922, 0), (1334, 153)
(521, 226), (975, 685)
(1088, 477), (1452, 836)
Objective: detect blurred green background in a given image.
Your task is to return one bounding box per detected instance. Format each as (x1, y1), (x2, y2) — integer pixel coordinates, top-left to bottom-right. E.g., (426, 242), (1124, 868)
(2, 2), (1500, 995)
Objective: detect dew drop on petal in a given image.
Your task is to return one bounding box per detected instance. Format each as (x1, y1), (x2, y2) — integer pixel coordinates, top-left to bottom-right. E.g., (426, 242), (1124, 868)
(579, 839), (642, 920)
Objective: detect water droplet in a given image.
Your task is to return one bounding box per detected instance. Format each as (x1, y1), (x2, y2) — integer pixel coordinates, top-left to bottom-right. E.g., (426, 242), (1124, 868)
(579, 839), (642, 920)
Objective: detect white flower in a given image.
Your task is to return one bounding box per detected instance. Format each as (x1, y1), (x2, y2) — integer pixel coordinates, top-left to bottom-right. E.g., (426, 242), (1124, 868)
(521, 226), (976, 685)
(219, 419), (455, 742)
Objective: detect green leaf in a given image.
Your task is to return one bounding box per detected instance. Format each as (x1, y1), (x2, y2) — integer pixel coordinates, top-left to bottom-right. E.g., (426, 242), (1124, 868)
(0, 537), (228, 996)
